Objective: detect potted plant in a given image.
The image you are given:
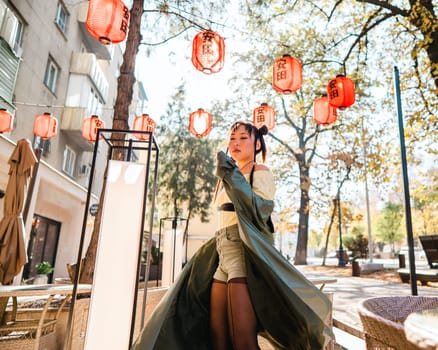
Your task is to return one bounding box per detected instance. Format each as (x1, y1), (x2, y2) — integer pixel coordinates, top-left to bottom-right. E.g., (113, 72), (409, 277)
(34, 261), (54, 284)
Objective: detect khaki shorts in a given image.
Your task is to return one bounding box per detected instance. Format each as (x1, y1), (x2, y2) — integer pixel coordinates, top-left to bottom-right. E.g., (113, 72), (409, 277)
(213, 224), (246, 282)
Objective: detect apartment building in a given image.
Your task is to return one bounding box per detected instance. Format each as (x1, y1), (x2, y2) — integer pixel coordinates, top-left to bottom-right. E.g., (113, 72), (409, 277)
(0, 0), (145, 284)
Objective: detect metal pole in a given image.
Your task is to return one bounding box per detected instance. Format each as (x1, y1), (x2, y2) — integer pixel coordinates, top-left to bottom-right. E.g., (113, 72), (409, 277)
(393, 66), (417, 296)
(361, 118), (373, 262)
(337, 191), (346, 267)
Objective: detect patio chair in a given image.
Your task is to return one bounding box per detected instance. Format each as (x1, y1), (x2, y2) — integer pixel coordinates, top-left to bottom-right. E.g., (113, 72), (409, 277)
(358, 296), (438, 350)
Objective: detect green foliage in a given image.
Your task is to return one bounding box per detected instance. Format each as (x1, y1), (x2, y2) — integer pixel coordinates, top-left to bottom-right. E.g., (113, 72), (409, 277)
(376, 202), (405, 252)
(343, 233), (368, 259)
(35, 261), (54, 275)
(156, 83), (218, 222)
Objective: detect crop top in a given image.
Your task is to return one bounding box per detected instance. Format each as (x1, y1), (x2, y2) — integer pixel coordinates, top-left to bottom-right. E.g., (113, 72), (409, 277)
(216, 169), (276, 230)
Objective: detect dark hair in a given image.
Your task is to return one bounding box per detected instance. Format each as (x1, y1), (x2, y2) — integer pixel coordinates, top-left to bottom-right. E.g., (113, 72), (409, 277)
(229, 120), (268, 162)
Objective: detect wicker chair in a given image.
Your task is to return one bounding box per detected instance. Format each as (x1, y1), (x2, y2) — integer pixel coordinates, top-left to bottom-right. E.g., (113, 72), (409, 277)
(358, 296), (438, 350)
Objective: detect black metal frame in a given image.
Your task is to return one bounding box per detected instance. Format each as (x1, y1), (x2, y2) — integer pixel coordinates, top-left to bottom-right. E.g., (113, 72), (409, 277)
(64, 129), (159, 350)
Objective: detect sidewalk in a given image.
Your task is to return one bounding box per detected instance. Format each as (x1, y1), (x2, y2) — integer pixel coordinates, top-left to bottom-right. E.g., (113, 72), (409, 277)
(299, 262), (438, 350)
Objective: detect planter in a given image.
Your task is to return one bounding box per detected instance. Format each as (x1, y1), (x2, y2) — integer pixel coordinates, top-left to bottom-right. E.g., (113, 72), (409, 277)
(33, 274), (49, 284)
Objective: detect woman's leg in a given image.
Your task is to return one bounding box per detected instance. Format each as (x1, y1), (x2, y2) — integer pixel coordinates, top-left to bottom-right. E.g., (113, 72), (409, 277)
(227, 278), (259, 350)
(210, 279), (230, 350)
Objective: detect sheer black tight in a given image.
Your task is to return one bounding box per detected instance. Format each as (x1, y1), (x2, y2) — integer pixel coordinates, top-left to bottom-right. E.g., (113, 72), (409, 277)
(210, 278), (260, 350)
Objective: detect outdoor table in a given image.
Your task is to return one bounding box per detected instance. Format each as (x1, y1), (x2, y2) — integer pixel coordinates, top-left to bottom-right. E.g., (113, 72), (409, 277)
(0, 283), (91, 349)
(308, 276), (338, 290)
(404, 307), (438, 350)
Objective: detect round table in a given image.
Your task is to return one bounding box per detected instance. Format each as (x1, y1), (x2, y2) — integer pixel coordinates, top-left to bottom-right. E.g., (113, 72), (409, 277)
(405, 308), (438, 350)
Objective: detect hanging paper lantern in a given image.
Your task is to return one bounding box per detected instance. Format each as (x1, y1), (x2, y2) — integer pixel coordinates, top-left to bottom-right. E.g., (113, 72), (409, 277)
(0, 109), (13, 133)
(253, 103), (276, 131)
(327, 74), (355, 110)
(313, 95), (338, 126)
(189, 109), (212, 138)
(86, 0), (130, 44)
(133, 114), (156, 140)
(34, 113), (57, 139)
(272, 54), (302, 94)
(191, 30), (225, 74)
(82, 115), (105, 142)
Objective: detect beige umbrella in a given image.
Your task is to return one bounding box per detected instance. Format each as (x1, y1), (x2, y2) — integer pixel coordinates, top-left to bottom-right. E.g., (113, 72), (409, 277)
(0, 139), (37, 285)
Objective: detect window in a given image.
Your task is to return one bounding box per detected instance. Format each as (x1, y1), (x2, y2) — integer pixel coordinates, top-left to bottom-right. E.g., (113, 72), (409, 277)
(87, 87), (103, 116)
(44, 57), (59, 93)
(62, 146), (76, 176)
(55, 2), (68, 33)
(13, 19), (23, 53)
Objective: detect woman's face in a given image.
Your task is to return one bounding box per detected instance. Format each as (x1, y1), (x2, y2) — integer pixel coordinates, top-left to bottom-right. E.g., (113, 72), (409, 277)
(228, 124), (255, 164)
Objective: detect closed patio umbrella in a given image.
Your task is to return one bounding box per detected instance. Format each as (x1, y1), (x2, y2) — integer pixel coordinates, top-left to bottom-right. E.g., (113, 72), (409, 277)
(0, 139), (37, 285)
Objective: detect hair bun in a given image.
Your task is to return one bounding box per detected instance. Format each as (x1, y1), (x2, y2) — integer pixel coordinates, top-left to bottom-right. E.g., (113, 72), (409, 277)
(258, 125), (268, 135)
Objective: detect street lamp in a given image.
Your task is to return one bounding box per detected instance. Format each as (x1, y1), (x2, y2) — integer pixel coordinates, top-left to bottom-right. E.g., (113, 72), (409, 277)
(334, 192), (346, 267)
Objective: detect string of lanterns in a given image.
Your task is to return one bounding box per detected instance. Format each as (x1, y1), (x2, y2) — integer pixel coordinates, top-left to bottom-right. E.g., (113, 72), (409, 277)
(0, 1), (356, 140)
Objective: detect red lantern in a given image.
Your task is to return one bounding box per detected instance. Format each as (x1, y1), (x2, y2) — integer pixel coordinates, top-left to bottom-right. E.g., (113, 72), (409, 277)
(253, 103), (276, 131)
(82, 115), (105, 142)
(272, 54), (302, 94)
(34, 113), (57, 139)
(133, 114), (156, 140)
(313, 95), (337, 126)
(327, 74), (355, 110)
(189, 109), (212, 138)
(0, 109), (13, 133)
(191, 30), (225, 74)
(86, 0), (130, 44)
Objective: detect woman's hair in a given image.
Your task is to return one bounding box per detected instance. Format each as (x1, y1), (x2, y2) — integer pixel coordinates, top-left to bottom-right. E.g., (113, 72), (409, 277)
(229, 120), (268, 162)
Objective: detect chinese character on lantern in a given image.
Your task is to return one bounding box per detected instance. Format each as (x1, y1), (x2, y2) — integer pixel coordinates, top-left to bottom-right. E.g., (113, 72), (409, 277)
(86, 0), (130, 44)
(82, 115), (105, 142)
(191, 30), (225, 74)
(327, 75), (355, 110)
(253, 103), (276, 130)
(133, 114), (156, 141)
(272, 54), (302, 94)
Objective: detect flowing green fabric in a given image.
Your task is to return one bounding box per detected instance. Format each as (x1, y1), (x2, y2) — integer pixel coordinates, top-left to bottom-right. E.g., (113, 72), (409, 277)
(131, 151), (332, 350)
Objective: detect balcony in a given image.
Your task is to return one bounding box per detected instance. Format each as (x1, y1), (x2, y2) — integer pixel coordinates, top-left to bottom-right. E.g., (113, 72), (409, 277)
(70, 52), (108, 101)
(60, 107), (94, 152)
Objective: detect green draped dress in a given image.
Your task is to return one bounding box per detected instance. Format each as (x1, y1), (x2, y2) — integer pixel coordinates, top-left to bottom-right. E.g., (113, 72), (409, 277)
(131, 151), (333, 350)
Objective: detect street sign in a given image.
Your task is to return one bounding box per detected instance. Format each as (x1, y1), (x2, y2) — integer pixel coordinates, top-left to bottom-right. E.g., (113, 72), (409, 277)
(90, 203), (99, 216)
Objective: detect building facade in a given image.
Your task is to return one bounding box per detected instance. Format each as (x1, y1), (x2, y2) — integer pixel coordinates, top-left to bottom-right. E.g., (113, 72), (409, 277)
(0, 0), (145, 284)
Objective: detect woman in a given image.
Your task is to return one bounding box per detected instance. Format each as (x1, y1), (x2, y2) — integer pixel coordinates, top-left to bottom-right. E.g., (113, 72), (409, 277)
(132, 121), (332, 350)
(211, 121), (276, 349)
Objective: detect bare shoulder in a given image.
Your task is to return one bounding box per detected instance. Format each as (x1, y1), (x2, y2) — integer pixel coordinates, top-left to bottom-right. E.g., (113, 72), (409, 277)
(254, 163), (269, 171)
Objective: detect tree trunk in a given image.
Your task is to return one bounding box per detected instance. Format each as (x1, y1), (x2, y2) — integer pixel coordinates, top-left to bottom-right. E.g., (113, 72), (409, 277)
(67, 0), (144, 283)
(322, 199), (338, 266)
(294, 163), (310, 265)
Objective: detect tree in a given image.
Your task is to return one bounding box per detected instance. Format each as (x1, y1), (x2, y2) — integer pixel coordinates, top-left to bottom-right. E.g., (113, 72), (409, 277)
(353, 0), (438, 92)
(156, 84), (218, 262)
(376, 201), (404, 253)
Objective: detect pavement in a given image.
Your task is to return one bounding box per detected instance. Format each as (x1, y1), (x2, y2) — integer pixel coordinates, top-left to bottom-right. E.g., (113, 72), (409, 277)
(297, 258), (438, 350)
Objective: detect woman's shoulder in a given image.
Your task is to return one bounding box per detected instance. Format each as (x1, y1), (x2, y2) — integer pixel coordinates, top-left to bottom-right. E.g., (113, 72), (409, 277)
(254, 163), (270, 171)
